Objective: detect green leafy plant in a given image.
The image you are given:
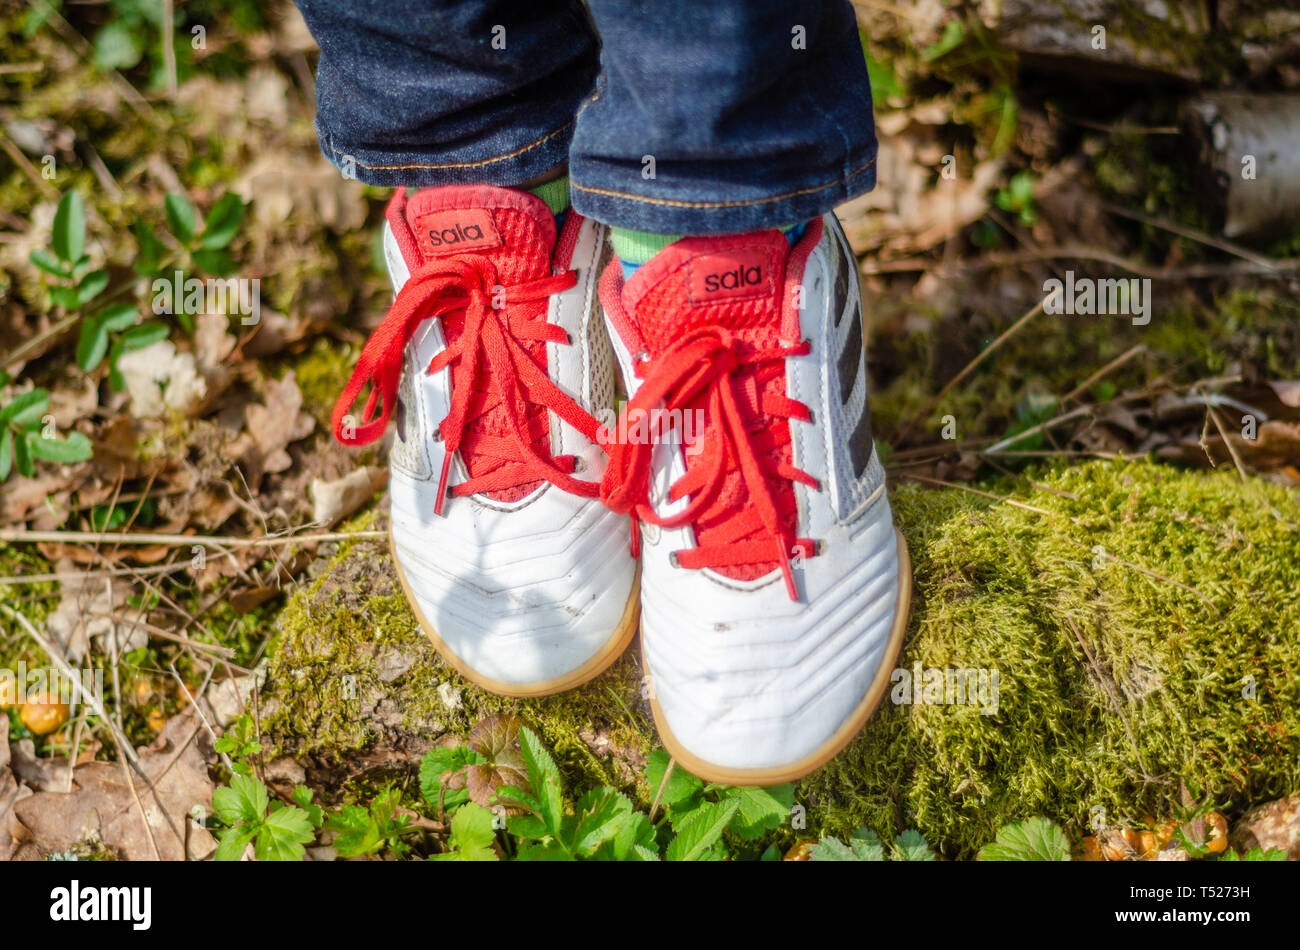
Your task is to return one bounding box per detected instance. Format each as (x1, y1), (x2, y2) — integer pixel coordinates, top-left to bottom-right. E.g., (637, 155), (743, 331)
(213, 713), (263, 775)
(430, 802), (499, 861)
(811, 828), (937, 861)
(496, 726), (646, 860)
(420, 713), (523, 813)
(645, 749), (795, 859)
(0, 387), (92, 481)
(1220, 846), (1286, 861)
(995, 169), (1038, 227)
(162, 191), (246, 280)
(420, 718), (795, 862)
(211, 773), (316, 861)
(977, 817), (1072, 861)
(325, 788), (414, 859)
(31, 190), (169, 388)
(29, 190), (96, 311)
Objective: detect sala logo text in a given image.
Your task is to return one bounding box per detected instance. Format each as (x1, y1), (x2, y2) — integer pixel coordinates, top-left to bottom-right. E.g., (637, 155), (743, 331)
(704, 264), (762, 293)
(428, 222), (486, 247)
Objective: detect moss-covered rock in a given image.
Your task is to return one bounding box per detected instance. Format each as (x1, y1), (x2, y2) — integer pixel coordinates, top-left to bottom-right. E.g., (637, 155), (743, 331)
(262, 459), (1300, 856)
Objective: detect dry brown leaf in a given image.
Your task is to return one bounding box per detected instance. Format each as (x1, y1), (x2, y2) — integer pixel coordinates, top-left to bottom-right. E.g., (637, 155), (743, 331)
(240, 370), (315, 484)
(7, 709), (217, 861)
(310, 465), (388, 528)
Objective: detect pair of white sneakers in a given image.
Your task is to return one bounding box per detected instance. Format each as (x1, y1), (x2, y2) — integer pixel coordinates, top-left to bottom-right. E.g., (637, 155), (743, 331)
(332, 184), (910, 785)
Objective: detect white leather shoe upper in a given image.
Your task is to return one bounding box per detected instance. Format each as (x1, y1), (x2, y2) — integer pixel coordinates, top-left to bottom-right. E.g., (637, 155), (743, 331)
(602, 214), (905, 774)
(378, 189), (636, 691)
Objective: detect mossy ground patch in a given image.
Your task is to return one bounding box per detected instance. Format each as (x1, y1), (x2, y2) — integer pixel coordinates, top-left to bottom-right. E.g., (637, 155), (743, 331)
(263, 459), (1300, 855)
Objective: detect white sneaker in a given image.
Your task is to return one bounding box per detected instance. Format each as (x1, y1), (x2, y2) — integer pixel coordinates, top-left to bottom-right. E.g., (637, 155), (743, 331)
(333, 185), (638, 697)
(598, 215), (910, 783)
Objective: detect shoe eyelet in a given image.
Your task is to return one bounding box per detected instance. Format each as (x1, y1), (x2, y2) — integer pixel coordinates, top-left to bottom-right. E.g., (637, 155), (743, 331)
(668, 550), (680, 568)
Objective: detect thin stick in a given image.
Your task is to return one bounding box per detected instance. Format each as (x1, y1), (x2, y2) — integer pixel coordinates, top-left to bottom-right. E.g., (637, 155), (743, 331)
(982, 404), (1093, 455)
(0, 127), (59, 200)
(649, 757), (675, 823)
(1100, 201), (1278, 271)
(1063, 616), (1153, 783)
(896, 298), (1045, 445)
(0, 603), (139, 764)
(0, 560), (195, 586)
(2, 314), (79, 370)
(108, 607), (162, 861)
(99, 613), (236, 658)
(161, 0), (177, 97)
(66, 689), (88, 793)
(1206, 406), (1249, 482)
(1062, 344), (1147, 404)
(0, 528), (385, 547)
(860, 247), (1298, 279)
(167, 662), (234, 773)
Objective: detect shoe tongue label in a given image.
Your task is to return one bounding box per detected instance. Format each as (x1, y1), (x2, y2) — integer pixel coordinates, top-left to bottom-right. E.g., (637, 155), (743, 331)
(685, 247), (776, 306)
(414, 208), (503, 257)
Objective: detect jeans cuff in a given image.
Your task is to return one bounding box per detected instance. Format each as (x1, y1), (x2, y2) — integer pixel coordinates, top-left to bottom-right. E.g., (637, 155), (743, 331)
(314, 117), (576, 190)
(570, 150), (877, 234)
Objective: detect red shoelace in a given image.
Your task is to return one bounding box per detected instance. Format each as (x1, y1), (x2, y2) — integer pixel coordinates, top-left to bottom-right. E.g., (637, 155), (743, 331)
(600, 326), (820, 600)
(331, 254), (602, 513)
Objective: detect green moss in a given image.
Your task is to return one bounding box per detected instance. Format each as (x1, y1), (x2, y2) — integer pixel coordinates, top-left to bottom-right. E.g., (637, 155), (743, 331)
(288, 338), (359, 429)
(805, 458), (1300, 856)
(262, 460), (1300, 856)
(263, 519), (654, 800)
(0, 544), (57, 641)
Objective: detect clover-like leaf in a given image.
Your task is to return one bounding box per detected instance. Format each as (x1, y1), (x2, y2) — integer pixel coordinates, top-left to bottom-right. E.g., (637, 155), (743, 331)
(212, 772), (268, 827)
(430, 803), (499, 862)
(52, 190), (84, 263)
(977, 817), (1070, 861)
(200, 193), (246, 250)
(255, 806), (314, 862)
(164, 193), (198, 246)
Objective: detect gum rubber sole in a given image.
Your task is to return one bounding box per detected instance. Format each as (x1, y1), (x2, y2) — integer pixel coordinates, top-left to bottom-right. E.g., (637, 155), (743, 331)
(389, 531), (641, 698)
(646, 527), (913, 786)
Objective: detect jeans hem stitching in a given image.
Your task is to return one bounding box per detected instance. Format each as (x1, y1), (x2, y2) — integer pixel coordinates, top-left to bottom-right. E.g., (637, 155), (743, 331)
(570, 154), (876, 209)
(324, 119), (575, 172)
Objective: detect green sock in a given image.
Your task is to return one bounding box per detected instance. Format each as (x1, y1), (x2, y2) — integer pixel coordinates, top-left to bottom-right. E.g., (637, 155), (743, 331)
(609, 227), (682, 268)
(527, 175), (571, 217)
(610, 223), (804, 278)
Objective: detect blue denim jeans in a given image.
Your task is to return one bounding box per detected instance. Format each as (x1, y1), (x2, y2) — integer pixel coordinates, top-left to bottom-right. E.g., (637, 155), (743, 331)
(295, 0), (877, 233)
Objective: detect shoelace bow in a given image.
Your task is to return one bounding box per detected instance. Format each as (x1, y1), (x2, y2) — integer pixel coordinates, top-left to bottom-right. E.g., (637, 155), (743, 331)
(599, 327), (820, 600)
(331, 254), (602, 513)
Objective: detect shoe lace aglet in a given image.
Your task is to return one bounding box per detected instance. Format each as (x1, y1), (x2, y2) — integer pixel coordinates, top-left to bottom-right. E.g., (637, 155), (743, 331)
(778, 541), (799, 602)
(434, 450), (453, 516)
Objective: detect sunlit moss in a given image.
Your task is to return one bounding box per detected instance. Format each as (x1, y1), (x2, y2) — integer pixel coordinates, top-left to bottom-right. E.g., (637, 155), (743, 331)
(263, 460), (1300, 856)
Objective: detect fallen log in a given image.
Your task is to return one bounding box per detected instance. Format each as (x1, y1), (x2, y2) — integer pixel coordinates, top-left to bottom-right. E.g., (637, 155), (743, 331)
(1183, 93), (1300, 240)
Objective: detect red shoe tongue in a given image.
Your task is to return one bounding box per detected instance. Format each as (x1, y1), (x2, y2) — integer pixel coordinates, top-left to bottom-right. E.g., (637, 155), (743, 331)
(402, 184), (556, 284)
(622, 230), (792, 352)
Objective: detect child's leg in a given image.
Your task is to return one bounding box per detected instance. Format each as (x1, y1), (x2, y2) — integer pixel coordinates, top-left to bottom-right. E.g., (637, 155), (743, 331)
(571, 0), (877, 234)
(309, 1), (639, 699)
(576, 1), (906, 784)
(294, 0), (598, 189)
